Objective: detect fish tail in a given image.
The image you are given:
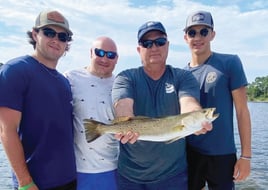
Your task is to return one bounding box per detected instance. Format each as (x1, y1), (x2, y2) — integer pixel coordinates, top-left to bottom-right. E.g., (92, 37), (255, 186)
(83, 119), (103, 143)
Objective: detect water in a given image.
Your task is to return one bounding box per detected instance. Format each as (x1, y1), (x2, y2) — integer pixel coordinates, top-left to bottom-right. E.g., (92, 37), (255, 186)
(234, 102), (268, 190)
(0, 102), (267, 189)
(0, 144), (13, 190)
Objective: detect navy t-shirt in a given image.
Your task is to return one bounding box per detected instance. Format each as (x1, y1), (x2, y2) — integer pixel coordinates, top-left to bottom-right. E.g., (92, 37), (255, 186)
(185, 52), (248, 155)
(0, 55), (76, 188)
(112, 65), (199, 183)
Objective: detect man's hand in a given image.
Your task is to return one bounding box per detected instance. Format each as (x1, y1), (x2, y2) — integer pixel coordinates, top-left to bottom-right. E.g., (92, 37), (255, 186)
(114, 131), (139, 144)
(233, 157), (251, 182)
(195, 121), (213, 135)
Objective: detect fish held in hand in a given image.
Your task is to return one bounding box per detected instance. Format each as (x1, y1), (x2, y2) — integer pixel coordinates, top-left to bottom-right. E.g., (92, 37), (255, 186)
(84, 107), (219, 143)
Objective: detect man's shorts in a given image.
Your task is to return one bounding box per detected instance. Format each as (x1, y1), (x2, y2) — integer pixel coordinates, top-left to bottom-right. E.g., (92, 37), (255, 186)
(117, 170), (188, 190)
(77, 170), (117, 190)
(187, 146), (237, 190)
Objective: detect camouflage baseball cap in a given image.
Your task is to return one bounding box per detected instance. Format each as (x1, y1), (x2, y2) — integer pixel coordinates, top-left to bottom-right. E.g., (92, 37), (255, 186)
(35, 10), (73, 36)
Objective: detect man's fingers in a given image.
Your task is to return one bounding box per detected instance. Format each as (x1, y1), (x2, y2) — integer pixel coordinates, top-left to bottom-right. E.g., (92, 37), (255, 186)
(115, 131), (139, 144)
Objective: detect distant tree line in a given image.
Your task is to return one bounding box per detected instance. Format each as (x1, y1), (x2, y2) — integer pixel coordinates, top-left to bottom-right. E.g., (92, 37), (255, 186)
(247, 76), (268, 102)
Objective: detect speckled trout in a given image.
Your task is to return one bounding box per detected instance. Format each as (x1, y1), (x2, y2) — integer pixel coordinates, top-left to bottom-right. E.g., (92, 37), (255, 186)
(84, 108), (219, 143)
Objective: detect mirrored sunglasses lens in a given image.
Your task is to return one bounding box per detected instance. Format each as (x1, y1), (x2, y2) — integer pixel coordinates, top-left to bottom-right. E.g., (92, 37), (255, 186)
(106, 52), (117, 59)
(95, 49), (105, 57)
(200, 28), (209, 37)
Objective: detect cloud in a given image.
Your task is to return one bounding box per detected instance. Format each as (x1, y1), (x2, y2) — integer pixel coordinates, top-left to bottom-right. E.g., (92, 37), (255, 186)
(0, 0), (267, 82)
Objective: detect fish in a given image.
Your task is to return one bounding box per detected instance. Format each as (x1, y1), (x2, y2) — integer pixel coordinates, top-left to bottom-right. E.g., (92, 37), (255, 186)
(83, 107), (219, 143)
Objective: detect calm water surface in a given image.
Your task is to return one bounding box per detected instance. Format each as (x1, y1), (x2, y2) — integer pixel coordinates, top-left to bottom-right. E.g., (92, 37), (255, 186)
(235, 102), (268, 190)
(0, 102), (267, 189)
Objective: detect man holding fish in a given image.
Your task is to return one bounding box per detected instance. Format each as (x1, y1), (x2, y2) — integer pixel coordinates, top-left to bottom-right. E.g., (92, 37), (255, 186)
(110, 21), (213, 190)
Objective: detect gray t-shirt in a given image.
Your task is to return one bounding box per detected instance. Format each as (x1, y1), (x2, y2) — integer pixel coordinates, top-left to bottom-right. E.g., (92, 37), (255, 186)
(112, 65), (200, 183)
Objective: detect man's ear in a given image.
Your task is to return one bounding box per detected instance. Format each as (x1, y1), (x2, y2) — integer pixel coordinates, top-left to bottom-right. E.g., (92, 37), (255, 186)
(137, 46), (141, 53)
(32, 30), (38, 41)
(211, 30), (216, 41)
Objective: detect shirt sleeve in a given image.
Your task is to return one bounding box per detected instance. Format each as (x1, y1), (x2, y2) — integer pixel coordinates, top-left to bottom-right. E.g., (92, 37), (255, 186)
(112, 70), (134, 104)
(0, 61), (29, 111)
(176, 69), (200, 102)
(228, 55), (248, 90)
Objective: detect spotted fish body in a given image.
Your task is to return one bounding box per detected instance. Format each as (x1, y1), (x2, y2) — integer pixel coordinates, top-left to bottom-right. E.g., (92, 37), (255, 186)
(84, 108), (219, 143)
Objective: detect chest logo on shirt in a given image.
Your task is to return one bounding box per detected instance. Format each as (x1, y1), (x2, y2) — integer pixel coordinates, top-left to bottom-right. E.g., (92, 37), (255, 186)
(206, 72), (217, 84)
(165, 83), (175, 93)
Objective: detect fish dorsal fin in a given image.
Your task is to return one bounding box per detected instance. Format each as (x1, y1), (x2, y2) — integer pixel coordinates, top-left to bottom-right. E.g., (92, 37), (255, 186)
(133, 116), (152, 120)
(112, 116), (152, 124)
(83, 119), (105, 125)
(112, 116), (131, 124)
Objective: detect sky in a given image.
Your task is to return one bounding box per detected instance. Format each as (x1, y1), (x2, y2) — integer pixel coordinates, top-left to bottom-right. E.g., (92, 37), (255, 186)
(0, 0), (268, 82)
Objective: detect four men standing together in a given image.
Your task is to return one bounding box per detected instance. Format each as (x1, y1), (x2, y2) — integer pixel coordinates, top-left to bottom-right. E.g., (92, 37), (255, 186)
(0, 8), (251, 190)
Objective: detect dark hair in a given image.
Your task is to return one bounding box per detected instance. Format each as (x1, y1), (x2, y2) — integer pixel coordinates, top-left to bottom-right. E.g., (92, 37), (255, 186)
(27, 28), (72, 51)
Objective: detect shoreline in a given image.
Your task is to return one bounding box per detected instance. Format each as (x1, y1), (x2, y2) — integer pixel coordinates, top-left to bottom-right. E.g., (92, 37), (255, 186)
(248, 100), (268, 103)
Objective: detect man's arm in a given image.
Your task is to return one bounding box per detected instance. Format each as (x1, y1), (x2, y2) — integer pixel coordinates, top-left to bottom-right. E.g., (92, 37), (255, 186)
(114, 98), (134, 117)
(113, 98), (139, 144)
(232, 86), (251, 181)
(0, 107), (34, 187)
(179, 96), (201, 113)
(180, 96), (213, 134)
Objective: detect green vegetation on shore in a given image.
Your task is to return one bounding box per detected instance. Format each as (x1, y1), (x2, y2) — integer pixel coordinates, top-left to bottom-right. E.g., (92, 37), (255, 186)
(247, 76), (268, 102)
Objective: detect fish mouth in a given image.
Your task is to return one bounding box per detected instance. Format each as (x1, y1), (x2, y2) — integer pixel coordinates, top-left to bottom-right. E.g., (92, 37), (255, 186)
(204, 107), (219, 120)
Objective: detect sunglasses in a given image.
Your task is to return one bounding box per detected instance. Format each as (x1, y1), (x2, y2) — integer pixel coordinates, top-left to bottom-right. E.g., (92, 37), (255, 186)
(94, 48), (117, 59)
(139, 37), (167, 49)
(187, 28), (209, 38)
(41, 28), (71, 42)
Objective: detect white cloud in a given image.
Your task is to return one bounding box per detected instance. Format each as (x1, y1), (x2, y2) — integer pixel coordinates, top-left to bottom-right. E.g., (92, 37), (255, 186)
(0, 0), (267, 82)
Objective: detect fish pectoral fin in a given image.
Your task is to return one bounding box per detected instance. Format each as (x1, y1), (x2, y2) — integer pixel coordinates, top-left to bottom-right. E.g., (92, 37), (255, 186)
(165, 125), (185, 144)
(173, 124), (185, 131)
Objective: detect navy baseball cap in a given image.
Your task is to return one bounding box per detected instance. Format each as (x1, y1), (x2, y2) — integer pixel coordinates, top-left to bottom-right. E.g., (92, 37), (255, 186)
(184, 11), (214, 32)
(137, 21), (166, 42)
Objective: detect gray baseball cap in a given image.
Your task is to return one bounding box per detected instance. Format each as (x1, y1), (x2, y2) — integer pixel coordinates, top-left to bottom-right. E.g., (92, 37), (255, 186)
(35, 10), (73, 36)
(137, 21), (166, 42)
(184, 11), (214, 32)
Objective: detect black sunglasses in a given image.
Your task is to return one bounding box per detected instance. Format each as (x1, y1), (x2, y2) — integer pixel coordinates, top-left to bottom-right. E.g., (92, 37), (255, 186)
(139, 37), (167, 49)
(94, 48), (117, 59)
(187, 28), (209, 38)
(41, 28), (71, 42)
